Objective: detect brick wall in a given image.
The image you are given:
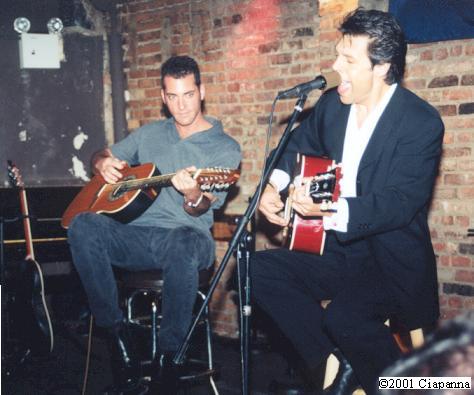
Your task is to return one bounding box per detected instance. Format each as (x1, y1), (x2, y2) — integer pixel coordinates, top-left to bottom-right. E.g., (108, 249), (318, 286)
(117, 0), (474, 337)
(404, 41), (474, 319)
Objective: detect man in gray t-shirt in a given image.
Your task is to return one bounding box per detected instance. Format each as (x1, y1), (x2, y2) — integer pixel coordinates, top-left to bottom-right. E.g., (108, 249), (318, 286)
(68, 56), (241, 394)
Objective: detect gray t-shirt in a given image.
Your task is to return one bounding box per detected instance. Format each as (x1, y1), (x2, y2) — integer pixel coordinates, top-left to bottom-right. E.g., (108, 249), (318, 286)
(110, 117), (241, 233)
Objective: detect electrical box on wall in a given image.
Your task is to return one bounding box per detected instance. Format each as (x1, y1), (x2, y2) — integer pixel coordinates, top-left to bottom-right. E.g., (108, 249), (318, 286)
(19, 33), (61, 69)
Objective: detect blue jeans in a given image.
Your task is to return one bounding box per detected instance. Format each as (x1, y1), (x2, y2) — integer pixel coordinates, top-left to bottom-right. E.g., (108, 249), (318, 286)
(68, 213), (214, 352)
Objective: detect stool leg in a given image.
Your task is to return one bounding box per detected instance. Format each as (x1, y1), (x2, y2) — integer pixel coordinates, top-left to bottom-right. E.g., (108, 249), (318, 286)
(198, 290), (219, 395)
(127, 290), (142, 325)
(152, 301), (158, 361)
(203, 305), (213, 370)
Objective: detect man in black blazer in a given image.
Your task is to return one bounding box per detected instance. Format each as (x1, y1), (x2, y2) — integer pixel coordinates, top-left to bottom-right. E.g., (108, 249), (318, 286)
(251, 8), (444, 395)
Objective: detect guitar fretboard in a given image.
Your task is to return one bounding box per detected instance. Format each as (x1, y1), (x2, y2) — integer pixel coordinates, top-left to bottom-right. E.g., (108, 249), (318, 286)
(117, 173), (174, 192)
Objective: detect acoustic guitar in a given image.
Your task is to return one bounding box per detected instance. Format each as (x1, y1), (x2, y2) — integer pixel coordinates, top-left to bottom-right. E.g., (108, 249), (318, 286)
(283, 155), (342, 255)
(6, 161), (54, 354)
(61, 162), (240, 228)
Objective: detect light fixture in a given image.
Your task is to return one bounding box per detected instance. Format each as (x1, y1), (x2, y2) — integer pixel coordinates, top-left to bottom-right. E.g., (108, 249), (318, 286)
(47, 18), (64, 34)
(14, 17), (62, 69)
(13, 17), (31, 33)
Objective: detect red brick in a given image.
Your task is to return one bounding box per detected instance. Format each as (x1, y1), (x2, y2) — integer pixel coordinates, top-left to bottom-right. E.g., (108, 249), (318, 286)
(457, 132), (474, 144)
(444, 173), (474, 185)
(137, 43), (161, 55)
(435, 48), (449, 60)
(319, 2), (344, 16)
(146, 69), (161, 78)
(227, 82), (240, 93)
(129, 70), (146, 79)
(444, 117), (474, 129)
(440, 256), (451, 266)
(448, 296), (463, 308)
(420, 50), (433, 60)
(452, 256), (471, 267)
(455, 270), (474, 283)
(436, 104), (457, 116)
(449, 45), (462, 56)
(458, 187), (474, 199)
(138, 79), (155, 88)
(443, 147), (472, 158)
(263, 79), (286, 90)
(319, 31), (340, 42)
(465, 44), (474, 56)
(441, 216), (454, 225)
(406, 64), (429, 78)
(443, 88), (473, 101)
(405, 79), (427, 90)
(270, 53), (293, 65)
(428, 75), (458, 88)
(454, 216), (470, 227)
(461, 74), (474, 85)
(459, 160), (474, 171)
(144, 88), (160, 98)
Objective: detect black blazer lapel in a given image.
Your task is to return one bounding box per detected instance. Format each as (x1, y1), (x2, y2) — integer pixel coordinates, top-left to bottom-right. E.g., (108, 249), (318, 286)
(358, 86), (405, 173)
(323, 103), (350, 162)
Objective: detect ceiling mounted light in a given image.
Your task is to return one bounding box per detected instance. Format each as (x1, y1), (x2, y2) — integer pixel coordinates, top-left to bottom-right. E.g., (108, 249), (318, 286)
(47, 17), (64, 34)
(13, 17), (31, 33)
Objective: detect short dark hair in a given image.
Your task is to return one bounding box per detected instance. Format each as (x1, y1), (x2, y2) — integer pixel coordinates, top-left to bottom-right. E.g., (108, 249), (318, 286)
(161, 55), (201, 88)
(339, 8), (407, 84)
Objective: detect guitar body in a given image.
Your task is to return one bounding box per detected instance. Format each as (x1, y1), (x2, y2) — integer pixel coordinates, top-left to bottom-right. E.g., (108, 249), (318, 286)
(61, 163), (159, 228)
(9, 259), (53, 355)
(289, 216), (326, 255)
(6, 160), (54, 355)
(286, 155), (342, 255)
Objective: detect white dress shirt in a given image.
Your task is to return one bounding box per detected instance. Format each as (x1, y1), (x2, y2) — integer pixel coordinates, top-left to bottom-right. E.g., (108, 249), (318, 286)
(270, 84), (397, 233)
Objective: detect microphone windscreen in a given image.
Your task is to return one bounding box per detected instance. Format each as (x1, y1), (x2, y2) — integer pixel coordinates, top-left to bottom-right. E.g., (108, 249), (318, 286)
(324, 72), (341, 90)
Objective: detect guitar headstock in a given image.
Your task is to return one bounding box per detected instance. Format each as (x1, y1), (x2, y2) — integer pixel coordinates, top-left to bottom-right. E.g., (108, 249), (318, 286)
(195, 168), (240, 191)
(308, 166), (342, 203)
(7, 160), (25, 189)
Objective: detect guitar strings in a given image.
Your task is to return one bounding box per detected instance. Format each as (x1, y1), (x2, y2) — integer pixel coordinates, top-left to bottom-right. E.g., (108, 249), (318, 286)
(110, 168), (237, 192)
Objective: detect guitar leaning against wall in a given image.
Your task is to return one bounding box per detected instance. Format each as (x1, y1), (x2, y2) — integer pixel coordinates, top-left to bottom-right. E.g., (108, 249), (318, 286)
(6, 160), (54, 356)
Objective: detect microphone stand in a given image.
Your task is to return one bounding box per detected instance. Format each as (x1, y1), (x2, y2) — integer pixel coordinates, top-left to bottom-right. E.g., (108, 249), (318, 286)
(173, 93), (309, 395)
(236, 226), (254, 395)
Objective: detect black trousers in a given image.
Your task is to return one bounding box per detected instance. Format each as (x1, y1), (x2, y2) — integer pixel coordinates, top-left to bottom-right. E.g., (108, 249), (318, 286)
(250, 235), (402, 395)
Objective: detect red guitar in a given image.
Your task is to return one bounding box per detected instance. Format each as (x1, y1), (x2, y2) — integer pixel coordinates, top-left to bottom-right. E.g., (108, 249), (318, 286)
(61, 163), (240, 228)
(7, 161), (54, 354)
(283, 155), (342, 255)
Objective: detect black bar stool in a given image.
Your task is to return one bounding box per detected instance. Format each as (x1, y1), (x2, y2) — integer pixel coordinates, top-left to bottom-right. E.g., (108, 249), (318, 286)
(118, 268), (219, 394)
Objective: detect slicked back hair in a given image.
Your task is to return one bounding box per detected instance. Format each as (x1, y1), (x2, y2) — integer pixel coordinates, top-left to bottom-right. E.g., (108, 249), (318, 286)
(339, 8), (407, 84)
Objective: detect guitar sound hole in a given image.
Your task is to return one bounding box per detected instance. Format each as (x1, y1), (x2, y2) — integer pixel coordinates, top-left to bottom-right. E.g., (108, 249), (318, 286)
(109, 175), (136, 201)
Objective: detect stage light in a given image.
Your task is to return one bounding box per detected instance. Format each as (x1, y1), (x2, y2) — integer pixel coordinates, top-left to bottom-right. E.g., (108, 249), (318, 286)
(47, 18), (64, 34)
(13, 17), (31, 34)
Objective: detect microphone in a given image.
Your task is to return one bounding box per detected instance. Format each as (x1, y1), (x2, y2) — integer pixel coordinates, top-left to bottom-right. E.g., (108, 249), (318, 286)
(277, 72), (341, 98)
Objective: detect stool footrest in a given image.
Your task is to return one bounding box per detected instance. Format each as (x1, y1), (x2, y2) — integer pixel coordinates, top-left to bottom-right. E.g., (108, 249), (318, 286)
(179, 359), (219, 383)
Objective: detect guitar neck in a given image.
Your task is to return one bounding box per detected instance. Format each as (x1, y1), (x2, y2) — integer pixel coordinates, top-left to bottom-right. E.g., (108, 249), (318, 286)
(113, 167), (238, 193)
(19, 188), (36, 261)
(118, 173), (175, 192)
